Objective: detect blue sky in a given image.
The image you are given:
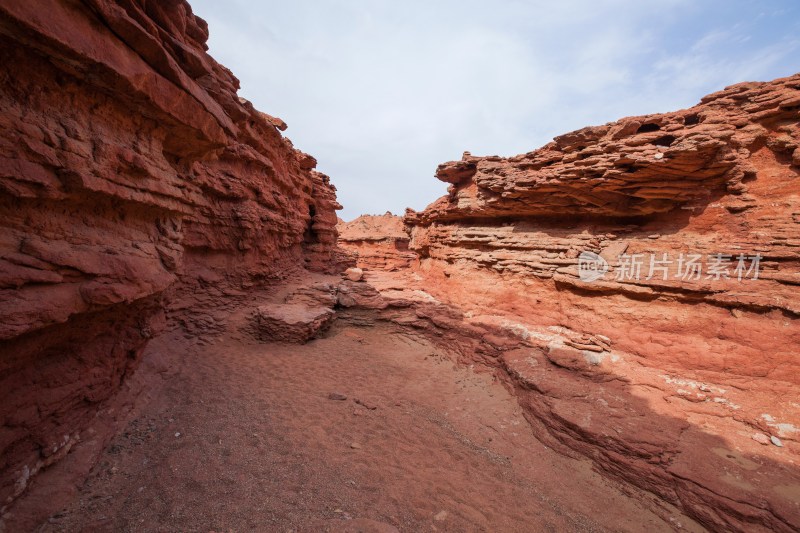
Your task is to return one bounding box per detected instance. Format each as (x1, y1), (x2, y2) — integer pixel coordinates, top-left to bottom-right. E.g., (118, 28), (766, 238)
(190, 0), (800, 220)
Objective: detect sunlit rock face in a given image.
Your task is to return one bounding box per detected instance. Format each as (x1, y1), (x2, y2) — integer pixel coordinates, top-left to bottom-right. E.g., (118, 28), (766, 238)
(337, 213), (416, 271)
(406, 74), (800, 376)
(0, 0), (343, 510)
(398, 74), (800, 531)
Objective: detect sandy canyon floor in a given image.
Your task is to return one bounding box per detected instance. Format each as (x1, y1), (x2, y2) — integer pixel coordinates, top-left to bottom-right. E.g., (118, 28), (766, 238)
(5, 283), (703, 533)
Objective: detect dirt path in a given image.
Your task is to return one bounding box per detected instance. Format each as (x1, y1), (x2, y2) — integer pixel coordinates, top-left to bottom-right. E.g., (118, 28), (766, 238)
(34, 317), (694, 532)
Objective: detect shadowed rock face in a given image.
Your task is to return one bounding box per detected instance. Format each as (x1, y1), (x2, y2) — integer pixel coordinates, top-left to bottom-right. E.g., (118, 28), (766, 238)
(0, 0), (343, 510)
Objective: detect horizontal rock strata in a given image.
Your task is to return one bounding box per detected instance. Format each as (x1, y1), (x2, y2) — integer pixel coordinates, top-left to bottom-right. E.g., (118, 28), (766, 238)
(337, 213), (416, 271)
(0, 0), (343, 511)
(397, 74), (800, 532)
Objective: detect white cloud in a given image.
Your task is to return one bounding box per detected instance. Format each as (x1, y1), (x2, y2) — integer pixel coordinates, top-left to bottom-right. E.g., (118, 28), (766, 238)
(190, 0), (799, 220)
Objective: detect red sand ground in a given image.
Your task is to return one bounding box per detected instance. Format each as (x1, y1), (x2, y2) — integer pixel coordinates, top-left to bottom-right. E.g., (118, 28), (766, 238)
(10, 310), (704, 532)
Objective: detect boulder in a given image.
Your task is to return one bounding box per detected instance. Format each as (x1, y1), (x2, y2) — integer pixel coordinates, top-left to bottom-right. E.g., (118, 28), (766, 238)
(345, 267), (364, 281)
(249, 304), (335, 344)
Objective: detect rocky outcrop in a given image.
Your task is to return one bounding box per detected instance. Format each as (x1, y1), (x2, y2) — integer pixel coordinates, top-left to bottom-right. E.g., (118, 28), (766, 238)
(406, 74), (800, 374)
(0, 0), (342, 511)
(400, 74), (800, 531)
(337, 213), (416, 271)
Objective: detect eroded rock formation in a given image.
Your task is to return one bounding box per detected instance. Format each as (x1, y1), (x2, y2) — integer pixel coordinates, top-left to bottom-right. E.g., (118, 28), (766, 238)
(394, 74), (800, 531)
(0, 0), (343, 511)
(337, 213), (416, 271)
(1, 0), (798, 530)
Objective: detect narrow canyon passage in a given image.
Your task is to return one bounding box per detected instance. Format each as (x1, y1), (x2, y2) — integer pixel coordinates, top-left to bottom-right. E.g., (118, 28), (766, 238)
(1, 2), (798, 531)
(19, 308), (694, 532)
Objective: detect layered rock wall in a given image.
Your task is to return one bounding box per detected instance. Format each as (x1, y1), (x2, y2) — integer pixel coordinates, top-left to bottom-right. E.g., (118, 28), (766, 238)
(401, 74), (800, 531)
(0, 0), (341, 511)
(407, 75), (800, 380)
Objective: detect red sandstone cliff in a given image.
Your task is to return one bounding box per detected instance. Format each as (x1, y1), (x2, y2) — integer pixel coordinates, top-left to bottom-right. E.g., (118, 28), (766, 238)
(406, 74), (800, 375)
(396, 74), (800, 531)
(1, 1), (799, 530)
(0, 0), (343, 511)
